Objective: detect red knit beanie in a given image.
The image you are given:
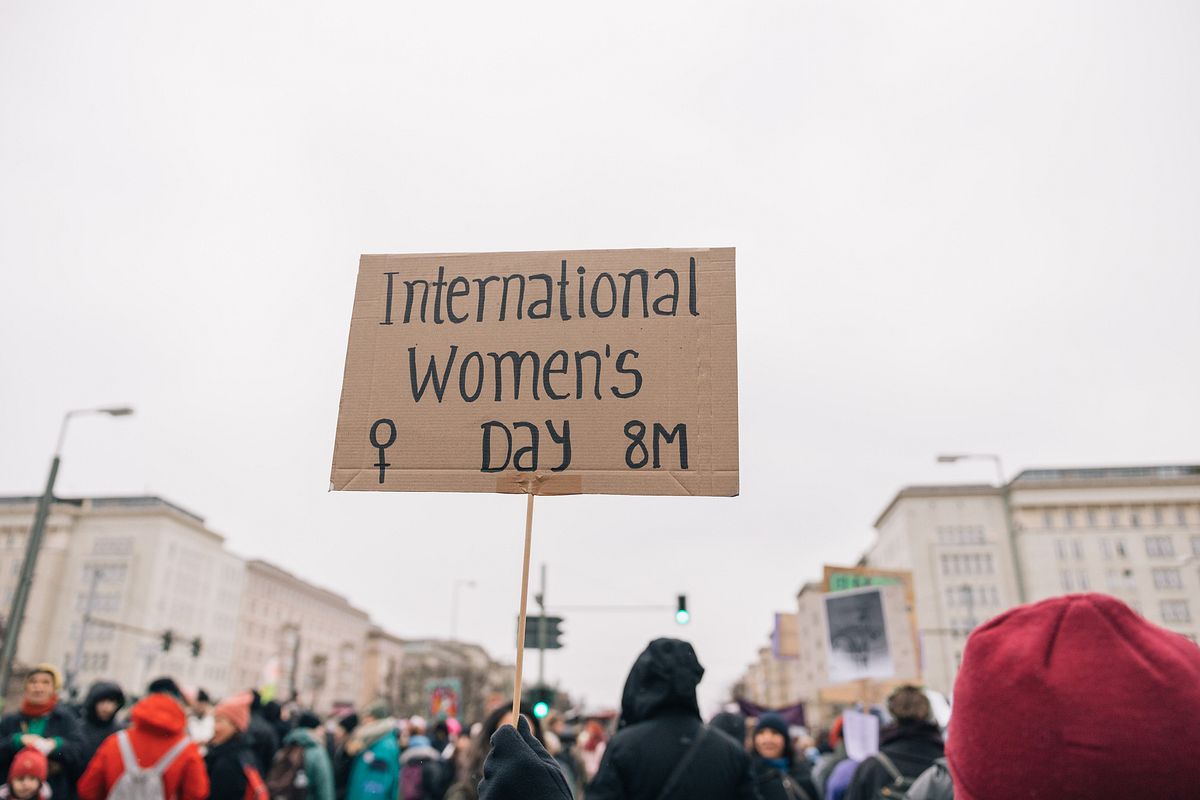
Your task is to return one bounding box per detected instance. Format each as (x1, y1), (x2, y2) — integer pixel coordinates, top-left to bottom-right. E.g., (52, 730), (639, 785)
(9, 747), (48, 782)
(214, 692), (252, 733)
(948, 593), (1200, 798)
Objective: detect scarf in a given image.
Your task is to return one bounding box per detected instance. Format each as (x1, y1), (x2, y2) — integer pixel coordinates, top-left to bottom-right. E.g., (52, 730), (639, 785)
(19, 696), (57, 719)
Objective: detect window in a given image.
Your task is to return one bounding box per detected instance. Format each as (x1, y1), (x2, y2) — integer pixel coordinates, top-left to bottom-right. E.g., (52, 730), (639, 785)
(1072, 540), (1084, 560)
(1055, 539), (1067, 560)
(1043, 510), (1055, 528)
(1192, 536), (1200, 557)
(1086, 508), (1098, 526)
(984, 554), (995, 574)
(1065, 510), (1075, 528)
(1153, 568), (1183, 589)
(1180, 507), (1190, 526)
(1162, 600), (1191, 624)
(1154, 507), (1165, 525)
(1116, 540), (1128, 558)
(1110, 509), (1121, 527)
(945, 587), (957, 607)
(1131, 510), (1142, 528)
(1146, 536), (1175, 557)
(1100, 539), (1112, 560)
(1077, 570), (1090, 590)
(1060, 569), (1075, 592)
(1105, 569), (1119, 590)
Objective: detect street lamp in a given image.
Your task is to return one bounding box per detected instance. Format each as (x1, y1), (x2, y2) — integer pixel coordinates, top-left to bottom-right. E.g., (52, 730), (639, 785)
(936, 453), (1006, 486)
(936, 452), (1026, 604)
(450, 580), (476, 641)
(0, 406), (135, 708)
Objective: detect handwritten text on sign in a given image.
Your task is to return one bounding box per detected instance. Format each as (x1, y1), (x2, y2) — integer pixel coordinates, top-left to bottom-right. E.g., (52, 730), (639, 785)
(330, 248), (739, 496)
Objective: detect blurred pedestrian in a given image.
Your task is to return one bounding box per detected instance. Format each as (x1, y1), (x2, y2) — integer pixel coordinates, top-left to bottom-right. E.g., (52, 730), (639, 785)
(398, 721), (445, 800)
(79, 682), (126, 766)
(275, 711), (334, 800)
(587, 638), (757, 800)
(2, 748), (50, 800)
(947, 593), (1200, 798)
(245, 693), (279, 777)
(845, 687), (943, 800)
(77, 683), (208, 800)
(186, 691), (214, 747)
(204, 694), (256, 800)
(811, 716), (846, 797)
(575, 719), (607, 783)
(750, 714), (817, 800)
(0, 664), (84, 800)
(342, 702), (398, 800)
(709, 712), (747, 747)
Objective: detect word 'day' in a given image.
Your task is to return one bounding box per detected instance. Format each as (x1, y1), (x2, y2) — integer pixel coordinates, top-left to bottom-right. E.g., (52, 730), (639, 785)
(330, 248), (739, 496)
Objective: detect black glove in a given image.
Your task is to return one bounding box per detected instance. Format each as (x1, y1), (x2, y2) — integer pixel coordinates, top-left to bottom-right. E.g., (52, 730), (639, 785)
(478, 716), (573, 800)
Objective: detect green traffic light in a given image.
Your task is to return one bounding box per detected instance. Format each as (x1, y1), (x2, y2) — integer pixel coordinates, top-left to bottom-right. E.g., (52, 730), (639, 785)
(675, 609), (690, 625)
(532, 701), (550, 719)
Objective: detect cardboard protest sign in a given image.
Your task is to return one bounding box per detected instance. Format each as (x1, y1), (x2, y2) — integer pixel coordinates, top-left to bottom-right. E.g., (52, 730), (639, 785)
(331, 248), (739, 496)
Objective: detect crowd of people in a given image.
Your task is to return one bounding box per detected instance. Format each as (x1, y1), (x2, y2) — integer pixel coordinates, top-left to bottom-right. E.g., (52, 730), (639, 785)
(1, 593), (1198, 799)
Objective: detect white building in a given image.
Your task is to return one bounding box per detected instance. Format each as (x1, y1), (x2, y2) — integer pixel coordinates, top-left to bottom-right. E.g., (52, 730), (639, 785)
(867, 465), (1200, 696)
(230, 560), (371, 713)
(0, 496), (244, 700)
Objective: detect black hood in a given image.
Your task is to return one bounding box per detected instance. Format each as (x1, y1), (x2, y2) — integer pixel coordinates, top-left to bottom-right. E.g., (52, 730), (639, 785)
(84, 681), (126, 724)
(619, 638), (704, 727)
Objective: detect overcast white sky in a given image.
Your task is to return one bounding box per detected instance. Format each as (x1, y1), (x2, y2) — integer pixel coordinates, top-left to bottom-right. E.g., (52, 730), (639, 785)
(3, 1), (1199, 714)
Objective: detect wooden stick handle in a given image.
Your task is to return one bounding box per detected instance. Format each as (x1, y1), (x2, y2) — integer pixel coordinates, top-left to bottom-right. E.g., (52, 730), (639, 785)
(511, 493), (536, 725)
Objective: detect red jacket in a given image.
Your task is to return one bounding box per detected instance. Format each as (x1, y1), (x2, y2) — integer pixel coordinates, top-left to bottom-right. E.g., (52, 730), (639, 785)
(77, 694), (209, 800)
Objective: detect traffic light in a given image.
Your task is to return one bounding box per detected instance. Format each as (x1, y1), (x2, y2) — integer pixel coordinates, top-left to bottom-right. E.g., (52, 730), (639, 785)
(161, 630), (174, 652)
(527, 685), (555, 719)
(190, 637), (202, 658)
(675, 595), (690, 625)
(519, 616), (564, 650)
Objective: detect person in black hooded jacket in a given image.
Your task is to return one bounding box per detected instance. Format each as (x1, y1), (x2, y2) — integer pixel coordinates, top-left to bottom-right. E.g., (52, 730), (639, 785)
(79, 682), (126, 766)
(586, 639), (759, 800)
(245, 691), (279, 776)
(844, 687), (943, 800)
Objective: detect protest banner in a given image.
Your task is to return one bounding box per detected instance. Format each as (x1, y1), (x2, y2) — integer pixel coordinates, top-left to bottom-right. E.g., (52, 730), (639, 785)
(824, 587), (896, 684)
(331, 248), (740, 720)
(823, 565), (921, 680)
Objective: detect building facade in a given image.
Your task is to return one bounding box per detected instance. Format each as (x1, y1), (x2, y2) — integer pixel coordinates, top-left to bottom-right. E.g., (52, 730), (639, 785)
(868, 465), (1200, 696)
(1, 494), (514, 718)
(230, 560), (371, 713)
(0, 496), (244, 702)
(390, 639), (515, 725)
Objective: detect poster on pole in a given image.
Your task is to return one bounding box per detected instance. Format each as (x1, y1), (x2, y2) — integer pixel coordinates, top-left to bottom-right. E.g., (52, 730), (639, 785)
(823, 587), (895, 684)
(330, 248), (739, 497)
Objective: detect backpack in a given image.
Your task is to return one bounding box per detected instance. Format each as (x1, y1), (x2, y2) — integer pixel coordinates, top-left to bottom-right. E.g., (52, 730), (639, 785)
(110, 731), (191, 800)
(875, 752), (916, 800)
(243, 763), (269, 800)
(266, 743), (310, 800)
(354, 753), (394, 800)
(400, 758), (438, 800)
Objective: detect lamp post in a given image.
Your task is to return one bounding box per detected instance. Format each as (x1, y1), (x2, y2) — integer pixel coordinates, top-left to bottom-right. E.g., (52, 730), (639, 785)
(450, 580), (476, 641)
(936, 452), (1026, 604)
(0, 407), (134, 709)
